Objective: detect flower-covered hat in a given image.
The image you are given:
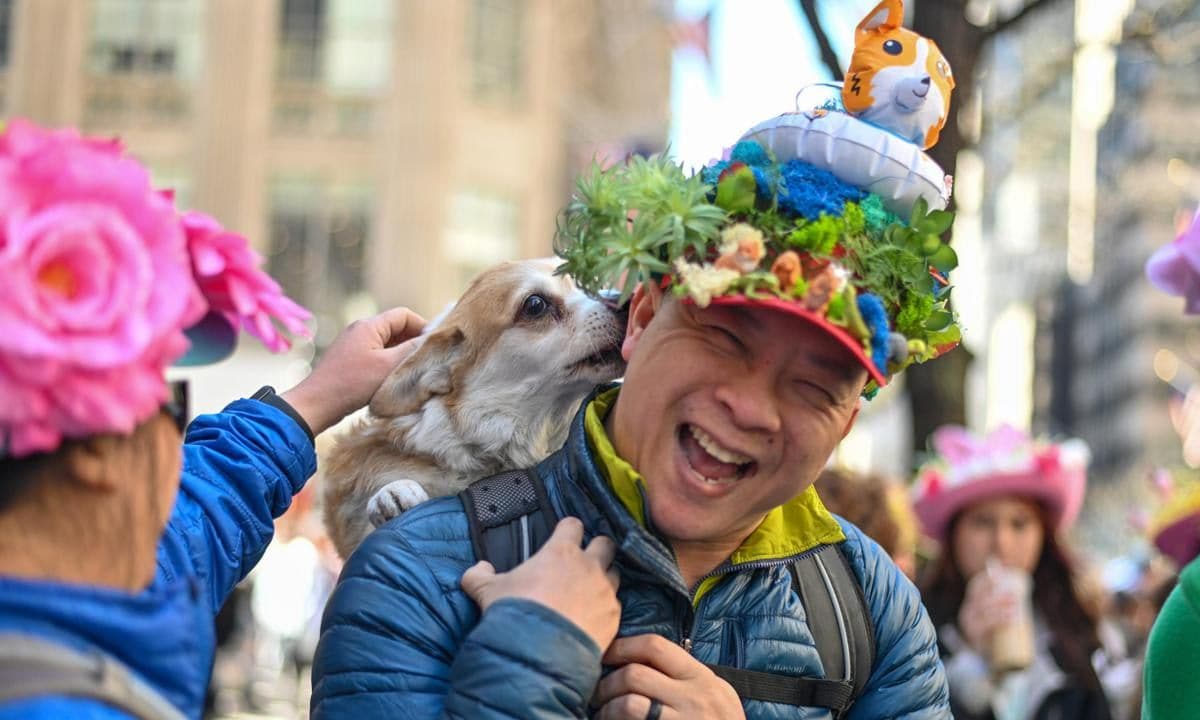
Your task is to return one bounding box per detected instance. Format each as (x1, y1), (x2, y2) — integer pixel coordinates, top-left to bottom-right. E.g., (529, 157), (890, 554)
(911, 425), (1090, 541)
(554, 0), (960, 395)
(0, 119), (311, 459)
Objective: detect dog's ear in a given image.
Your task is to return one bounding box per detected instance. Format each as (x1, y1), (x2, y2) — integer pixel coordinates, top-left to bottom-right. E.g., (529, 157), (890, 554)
(369, 326), (467, 417)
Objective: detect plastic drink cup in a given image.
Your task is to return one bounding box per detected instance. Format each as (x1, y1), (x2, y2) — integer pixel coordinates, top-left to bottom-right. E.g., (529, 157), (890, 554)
(986, 561), (1036, 673)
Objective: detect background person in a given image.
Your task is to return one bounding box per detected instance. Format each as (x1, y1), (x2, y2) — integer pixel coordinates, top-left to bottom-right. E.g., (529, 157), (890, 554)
(0, 119), (425, 719)
(1142, 209), (1200, 720)
(914, 424), (1130, 719)
(815, 466), (920, 579)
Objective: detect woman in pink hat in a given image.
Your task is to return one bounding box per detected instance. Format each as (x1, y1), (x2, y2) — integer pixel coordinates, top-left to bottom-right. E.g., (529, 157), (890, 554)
(0, 120), (424, 719)
(913, 424), (1130, 720)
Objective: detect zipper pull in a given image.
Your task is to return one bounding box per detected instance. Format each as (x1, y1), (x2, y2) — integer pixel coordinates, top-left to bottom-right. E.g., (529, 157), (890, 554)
(680, 637), (694, 653)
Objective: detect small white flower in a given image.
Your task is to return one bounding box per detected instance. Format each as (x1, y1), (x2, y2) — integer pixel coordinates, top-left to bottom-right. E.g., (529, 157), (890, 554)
(718, 223), (766, 259)
(674, 258), (740, 308)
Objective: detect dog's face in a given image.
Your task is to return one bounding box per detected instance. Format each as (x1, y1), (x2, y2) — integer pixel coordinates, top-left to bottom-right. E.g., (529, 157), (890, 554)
(370, 258), (627, 420)
(841, 0), (953, 149)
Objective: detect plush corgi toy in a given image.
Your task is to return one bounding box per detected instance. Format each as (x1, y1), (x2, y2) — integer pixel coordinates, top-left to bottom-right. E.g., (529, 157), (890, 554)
(841, 0), (954, 149)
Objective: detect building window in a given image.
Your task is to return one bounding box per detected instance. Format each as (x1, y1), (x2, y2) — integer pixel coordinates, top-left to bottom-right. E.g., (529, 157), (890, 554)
(268, 180), (371, 346)
(85, 0), (201, 127)
(274, 0), (392, 135)
(0, 0), (13, 70)
(278, 0), (325, 82)
(444, 190), (520, 291)
(88, 0), (202, 78)
(469, 0), (524, 103)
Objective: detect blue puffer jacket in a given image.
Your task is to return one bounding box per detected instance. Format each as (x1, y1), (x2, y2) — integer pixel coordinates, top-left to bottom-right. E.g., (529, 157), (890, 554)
(0, 400), (316, 720)
(312, 388), (950, 719)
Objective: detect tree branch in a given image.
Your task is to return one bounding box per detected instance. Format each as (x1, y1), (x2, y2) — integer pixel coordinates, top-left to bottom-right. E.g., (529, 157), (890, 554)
(987, 0), (1065, 39)
(798, 0), (843, 80)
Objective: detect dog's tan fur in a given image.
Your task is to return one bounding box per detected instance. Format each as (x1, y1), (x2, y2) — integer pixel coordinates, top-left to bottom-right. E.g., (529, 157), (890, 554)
(322, 259), (626, 558)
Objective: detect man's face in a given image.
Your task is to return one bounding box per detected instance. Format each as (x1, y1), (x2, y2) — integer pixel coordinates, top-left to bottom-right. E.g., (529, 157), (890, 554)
(608, 287), (866, 549)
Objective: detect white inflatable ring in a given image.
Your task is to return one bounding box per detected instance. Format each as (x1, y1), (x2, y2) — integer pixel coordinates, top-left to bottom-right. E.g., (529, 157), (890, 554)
(738, 111), (952, 217)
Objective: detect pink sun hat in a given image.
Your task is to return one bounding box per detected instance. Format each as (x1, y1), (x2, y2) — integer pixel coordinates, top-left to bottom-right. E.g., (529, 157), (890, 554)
(911, 424), (1090, 541)
(0, 119), (311, 459)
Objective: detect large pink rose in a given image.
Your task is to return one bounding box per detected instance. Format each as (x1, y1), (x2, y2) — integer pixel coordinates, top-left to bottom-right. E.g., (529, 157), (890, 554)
(0, 120), (205, 457)
(182, 211), (311, 352)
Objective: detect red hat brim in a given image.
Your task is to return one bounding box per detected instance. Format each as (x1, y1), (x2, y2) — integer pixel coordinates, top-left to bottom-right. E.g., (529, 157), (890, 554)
(689, 294), (887, 386)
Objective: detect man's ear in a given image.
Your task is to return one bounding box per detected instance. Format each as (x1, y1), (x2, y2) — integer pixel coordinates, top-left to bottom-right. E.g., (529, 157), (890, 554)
(369, 326), (467, 417)
(621, 281), (664, 362)
(840, 400), (863, 440)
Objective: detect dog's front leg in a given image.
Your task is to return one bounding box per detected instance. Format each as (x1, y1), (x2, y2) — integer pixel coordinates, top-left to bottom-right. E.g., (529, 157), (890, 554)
(367, 479), (432, 528)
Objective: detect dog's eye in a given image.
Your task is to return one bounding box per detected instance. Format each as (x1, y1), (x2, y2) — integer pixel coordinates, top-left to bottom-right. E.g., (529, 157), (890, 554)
(883, 39), (903, 55)
(520, 294), (551, 320)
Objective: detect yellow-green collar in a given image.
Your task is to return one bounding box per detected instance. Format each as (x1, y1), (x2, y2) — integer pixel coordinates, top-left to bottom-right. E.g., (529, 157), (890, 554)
(583, 387), (846, 568)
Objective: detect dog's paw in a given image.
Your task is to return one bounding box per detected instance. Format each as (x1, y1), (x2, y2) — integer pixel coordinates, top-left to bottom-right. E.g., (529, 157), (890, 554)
(368, 479), (431, 527)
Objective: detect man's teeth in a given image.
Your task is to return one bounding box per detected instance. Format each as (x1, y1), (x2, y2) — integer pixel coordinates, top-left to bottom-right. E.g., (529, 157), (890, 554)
(689, 425), (752, 465)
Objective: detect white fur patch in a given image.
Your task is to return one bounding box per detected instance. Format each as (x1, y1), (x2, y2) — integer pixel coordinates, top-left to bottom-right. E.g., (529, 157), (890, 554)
(368, 479), (431, 527)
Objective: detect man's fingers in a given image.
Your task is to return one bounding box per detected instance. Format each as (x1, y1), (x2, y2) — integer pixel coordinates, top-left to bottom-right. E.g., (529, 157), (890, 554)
(595, 693), (667, 720)
(543, 517), (585, 548)
(593, 662), (676, 709)
(606, 567), (620, 592)
(375, 307), (426, 347)
(460, 560), (496, 602)
(584, 534), (617, 567)
(602, 634), (703, 679)
(380, 335), (426, 366)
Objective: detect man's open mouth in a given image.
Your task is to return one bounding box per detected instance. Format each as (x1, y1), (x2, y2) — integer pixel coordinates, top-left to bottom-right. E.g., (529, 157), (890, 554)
(679, 423), (757, 484)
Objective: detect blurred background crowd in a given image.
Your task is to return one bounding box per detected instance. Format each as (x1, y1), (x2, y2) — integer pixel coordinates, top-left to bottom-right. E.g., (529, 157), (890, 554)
(3, 0), (1200, 717)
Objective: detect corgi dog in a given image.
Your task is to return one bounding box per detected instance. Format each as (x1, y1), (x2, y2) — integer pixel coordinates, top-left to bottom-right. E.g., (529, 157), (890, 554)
(322, 259), (627, 558)
(841, 0), (954, 149)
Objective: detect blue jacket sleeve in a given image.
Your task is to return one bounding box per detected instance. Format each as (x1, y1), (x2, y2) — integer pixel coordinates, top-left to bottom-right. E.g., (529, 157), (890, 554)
(311, 501), (602, 720)
(839, 523), (951, 719)
(157, 399), (317, 613)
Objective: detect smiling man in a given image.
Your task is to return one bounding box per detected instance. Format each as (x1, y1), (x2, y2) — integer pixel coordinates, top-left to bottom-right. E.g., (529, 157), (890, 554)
(311, 139), (959, 719)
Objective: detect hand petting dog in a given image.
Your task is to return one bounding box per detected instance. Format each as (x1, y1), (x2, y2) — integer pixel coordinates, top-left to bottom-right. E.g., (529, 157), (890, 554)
(281, 306), (427, 437)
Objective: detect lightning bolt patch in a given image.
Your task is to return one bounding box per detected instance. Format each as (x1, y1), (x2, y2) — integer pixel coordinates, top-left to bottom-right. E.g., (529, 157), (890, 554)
(850, 74), (862, 96)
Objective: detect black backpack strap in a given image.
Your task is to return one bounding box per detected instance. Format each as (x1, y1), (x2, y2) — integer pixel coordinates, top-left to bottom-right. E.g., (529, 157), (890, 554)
(708, 542), (875, 716)
(706, 664), (855, 710)
(459, 468), (556, 573)
(789, 543), (875, 715)
(0, 633), (186, 720)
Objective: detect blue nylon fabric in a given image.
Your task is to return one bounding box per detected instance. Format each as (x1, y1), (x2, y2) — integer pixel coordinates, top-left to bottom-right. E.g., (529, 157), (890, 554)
(0, 399), (317, 720)
(311, 386), (950, 719)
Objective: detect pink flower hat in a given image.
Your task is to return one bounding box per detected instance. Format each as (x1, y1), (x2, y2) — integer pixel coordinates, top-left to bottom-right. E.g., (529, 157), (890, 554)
(0, 119), (311, 459)
(911, 424), (1090, 541)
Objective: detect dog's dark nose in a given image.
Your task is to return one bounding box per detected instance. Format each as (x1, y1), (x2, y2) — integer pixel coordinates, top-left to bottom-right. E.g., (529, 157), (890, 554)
(921, 76), (930, 86)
